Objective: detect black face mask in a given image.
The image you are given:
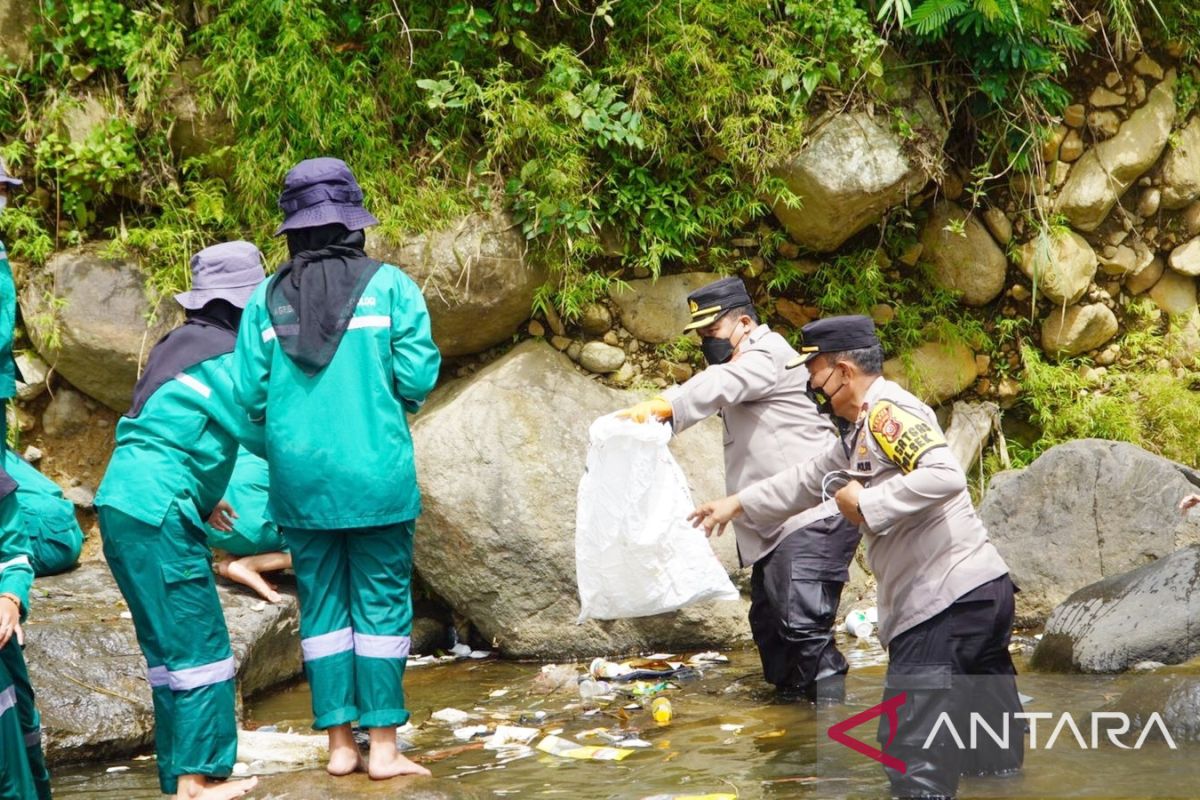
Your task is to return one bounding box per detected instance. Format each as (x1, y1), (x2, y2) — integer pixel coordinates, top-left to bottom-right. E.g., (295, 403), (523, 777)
(806, 368), (843, 418)
(701, 335), (735, 365)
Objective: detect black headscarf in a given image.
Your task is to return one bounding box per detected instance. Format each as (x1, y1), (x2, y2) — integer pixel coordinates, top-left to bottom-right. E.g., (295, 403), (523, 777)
(126, 300), (242, 419)
(266, 224), (383, 377)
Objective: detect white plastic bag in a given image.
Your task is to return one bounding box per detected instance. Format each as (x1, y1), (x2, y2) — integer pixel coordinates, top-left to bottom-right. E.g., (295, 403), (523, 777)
(575, 414), (740, 622)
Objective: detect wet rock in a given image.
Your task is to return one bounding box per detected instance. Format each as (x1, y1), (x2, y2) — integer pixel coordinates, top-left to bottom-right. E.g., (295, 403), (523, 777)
(41, 388), (91, 437)
(1031, 545), (1200, 673)
(1057, 71), (1176, 231)
(409, 341), (749, 658)
(1149, 269), (1198, 315)
(579, 303), (612, 336)
(608, 272), (720, 344)
(14, 352), (50, 401)
(1161, 117), (1200, 210)
(1105, 673), (1200, 742)
(920, 201), (1008, 306)
(883, 340), (979, 405)
(1041, 304), (1119, 357)
(28, 563), (301, 765)
(0, 0), (36, 66)
(19, 244), (180, 411)
(368, 214), (548, 358)
(767, 86), (946, 251)
(981, 439), (1200, 626)
(1017, 229), (1098, 305)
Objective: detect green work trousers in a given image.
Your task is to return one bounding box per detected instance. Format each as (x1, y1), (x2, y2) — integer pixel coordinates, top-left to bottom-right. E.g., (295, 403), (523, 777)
(0, 637), (51, 800)
(283, 523), (414, 730)
(99, 502), (236, 795)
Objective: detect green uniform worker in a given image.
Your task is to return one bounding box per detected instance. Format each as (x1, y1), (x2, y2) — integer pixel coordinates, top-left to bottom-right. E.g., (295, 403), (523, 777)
(2, 451), (84, 577)
(0, 458), (52, 800)
(96, 241), (265, 800)
(206, 447), (283, 557)
(0, 159), (23, 447)
(233, 158), (440, 779)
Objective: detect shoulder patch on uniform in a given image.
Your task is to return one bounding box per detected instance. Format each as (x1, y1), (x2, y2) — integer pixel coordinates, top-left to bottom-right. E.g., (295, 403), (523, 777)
(867, 400), (946, 473)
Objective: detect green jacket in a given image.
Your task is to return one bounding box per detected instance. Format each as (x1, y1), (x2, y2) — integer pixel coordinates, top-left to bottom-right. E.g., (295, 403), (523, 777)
(96, 352), (246, 528)
(0, 240), (17, 400)
(233, 264), (440, 530)
(0, 455), (32, 619)
(206, 447), (284, 556)
(4, 450), (84, 576)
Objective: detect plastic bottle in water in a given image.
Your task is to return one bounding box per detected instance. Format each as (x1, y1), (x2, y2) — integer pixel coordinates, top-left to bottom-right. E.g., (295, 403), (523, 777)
(844, 609), (873, 638)
(578, 678), (611, 705)
(651, 696), (672, 724)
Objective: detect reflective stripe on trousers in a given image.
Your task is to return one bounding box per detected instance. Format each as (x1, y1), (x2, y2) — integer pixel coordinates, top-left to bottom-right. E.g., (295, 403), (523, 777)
(147, 657), (236, 691)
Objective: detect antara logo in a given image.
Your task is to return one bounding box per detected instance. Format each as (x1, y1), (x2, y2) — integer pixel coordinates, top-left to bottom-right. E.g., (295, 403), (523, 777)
(827, 692), (1177, 771)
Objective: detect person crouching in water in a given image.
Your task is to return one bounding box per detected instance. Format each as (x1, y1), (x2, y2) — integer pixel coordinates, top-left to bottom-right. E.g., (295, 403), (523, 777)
(233, 158), (441, 779)
(95, 241), (265, 800)
(208, 447), (290, 604)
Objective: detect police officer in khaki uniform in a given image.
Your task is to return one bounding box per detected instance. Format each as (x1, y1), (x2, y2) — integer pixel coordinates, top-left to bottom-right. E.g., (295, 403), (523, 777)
(690, 315), (1023, 799)
(622, 278), (861, 702)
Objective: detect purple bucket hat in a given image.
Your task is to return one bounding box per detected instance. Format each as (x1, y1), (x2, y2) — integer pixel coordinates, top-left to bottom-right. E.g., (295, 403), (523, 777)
(274, 157), (379, 236)
(0, 158), (22, 188)
(175, 240), (266, 310)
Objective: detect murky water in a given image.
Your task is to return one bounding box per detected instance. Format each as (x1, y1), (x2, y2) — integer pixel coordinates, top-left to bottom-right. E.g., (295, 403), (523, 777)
(49, 635), (1200, 799)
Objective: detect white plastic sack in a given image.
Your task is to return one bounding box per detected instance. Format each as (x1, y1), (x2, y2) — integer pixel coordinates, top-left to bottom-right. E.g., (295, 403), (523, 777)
(575, 414), (740, 622)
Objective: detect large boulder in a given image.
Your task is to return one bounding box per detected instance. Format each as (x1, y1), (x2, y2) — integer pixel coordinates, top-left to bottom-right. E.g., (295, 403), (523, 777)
(1017, 229), (1098, 306)
(882, 340), (978, 405)
(0, 0), (36, 67)
(980, 439), (1200, 625)
(920, 201), (1008, 306)
(1161, 116), (1200, 210)
(368, 214), (547, 358)
(410, 340), (750, 659)
(768, 88), (946, 251)
(1149, 268), (1198, 316)
(19, 244), (180, 411)
(1030, 545), (1200, 673)
(1055, 71), (1176, 231)
(27, 563), (301, 765)
(1040, 303), (1119, 357)
(608, 272), (720, 344)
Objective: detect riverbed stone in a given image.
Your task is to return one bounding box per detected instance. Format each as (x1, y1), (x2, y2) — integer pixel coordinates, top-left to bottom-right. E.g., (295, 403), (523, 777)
(920, 201), (1008, 306)
(1031, 545), (1200, 673)
(19, 244), (180, 411)
(27, 562), (301, 765)
(1149, 269), (1198, 315)
(1170, 237), (1200, 276)
(368, 214), (547, 358)
(1057, 71), (1177, 231)
(580, 303), (612, 336)
(1127, 254), (1165, 295)
(578, 342), (625, 374)
(14, 352), (50, 401)
(767, 90), (946, 251)
(882, 340), (978, 405)
(1017, 230), (1098, 305)
(409, 341), (750, 659)
(981, 207), (1013, 245)
(1040, 304), (1119, 357)
(1161, 116), (1200, 210)
(609, 272), (720, 344)
(980, 439), (1200, 626)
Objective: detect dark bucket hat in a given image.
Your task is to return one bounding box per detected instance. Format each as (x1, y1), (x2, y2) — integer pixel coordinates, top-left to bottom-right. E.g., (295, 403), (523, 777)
(175, 240), (266, 310)
(274, 157), (379, 236)
(0, 158), (23, 188)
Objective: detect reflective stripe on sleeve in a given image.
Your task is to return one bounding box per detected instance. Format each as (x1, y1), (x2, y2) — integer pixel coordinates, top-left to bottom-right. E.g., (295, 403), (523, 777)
(174, 373), (212, 399)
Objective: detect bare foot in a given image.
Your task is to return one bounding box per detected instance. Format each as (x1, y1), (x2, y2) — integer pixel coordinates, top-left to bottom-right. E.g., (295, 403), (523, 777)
(175, 775), (259, 799)
(326, 724), (365, 777)
(224, 560), (284, 604)
(368, 750), (430, 780)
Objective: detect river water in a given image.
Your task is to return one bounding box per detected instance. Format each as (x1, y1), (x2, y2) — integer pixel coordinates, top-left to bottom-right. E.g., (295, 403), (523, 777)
(48, 633), (1199, 799)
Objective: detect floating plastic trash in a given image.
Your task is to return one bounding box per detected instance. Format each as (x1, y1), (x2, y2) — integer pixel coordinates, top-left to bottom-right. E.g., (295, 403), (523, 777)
(651, 697), (672, 724)
(484, 725), (539, 750)
(687, 651), (729, 665)
(431, 708), (473, 725)
(536, 734), (634, 761)
(843, 609), (873, 638)
(453, 725), (489, 742)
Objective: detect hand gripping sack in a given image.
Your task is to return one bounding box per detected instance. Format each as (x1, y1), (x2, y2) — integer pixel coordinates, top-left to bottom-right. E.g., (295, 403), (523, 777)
(575, 414), (739, 621)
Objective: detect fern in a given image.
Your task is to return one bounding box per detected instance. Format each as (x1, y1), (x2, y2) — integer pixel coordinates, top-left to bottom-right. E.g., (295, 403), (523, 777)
(906, 0), (969, 36)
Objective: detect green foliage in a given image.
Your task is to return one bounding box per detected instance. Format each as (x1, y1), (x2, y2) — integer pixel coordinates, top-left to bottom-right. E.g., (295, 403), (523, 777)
(34, 117), (140, 229)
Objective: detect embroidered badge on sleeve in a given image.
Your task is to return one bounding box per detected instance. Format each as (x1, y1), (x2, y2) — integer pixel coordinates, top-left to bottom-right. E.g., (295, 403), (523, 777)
(867, 400), (947, 473)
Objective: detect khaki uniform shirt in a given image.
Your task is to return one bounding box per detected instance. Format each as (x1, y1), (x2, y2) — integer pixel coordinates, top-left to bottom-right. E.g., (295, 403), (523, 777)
(665, 325), (844, 568)
(738, 376), (1010, 645)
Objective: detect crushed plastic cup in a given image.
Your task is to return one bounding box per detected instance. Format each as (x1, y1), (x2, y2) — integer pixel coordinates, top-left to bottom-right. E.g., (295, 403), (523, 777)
(843, 609), (873, 639)
(651, 696), (672, 724)
(578, 678), (612, 705)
